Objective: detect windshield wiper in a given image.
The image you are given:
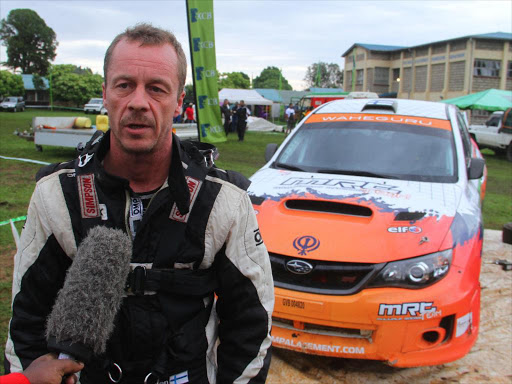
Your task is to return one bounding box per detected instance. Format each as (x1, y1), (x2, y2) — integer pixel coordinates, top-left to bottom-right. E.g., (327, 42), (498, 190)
(316, 169), (398, 179)
(274, 162), (306, 172)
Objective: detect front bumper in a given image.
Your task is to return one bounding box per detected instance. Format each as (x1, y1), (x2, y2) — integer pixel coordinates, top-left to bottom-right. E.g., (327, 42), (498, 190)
(271, 268), (480, 367)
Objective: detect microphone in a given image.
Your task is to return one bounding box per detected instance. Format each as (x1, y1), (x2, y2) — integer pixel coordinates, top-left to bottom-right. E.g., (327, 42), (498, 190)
(46, 226), (132, 365)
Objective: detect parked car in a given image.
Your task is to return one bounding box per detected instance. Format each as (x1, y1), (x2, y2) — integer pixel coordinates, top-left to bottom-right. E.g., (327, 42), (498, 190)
(248, 98), (487, 367)
(0, 96), (25, 112)
(468, 108), (512, 161)
(84, 98), (104, 114)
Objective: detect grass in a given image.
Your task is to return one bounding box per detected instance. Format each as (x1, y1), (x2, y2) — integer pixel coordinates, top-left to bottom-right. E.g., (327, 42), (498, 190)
(0, 110), (510, 370)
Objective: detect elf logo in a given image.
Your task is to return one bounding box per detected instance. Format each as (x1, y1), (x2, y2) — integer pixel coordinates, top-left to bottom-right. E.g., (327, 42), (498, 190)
(387, 226), (422, 234)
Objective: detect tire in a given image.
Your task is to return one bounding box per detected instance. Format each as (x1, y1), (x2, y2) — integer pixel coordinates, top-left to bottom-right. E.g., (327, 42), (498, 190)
(507, 143), (512, 162)
(503, 222), (512, 245)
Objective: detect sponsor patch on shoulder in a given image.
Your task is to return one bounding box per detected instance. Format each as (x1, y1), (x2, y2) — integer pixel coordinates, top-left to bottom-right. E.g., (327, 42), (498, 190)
(170, 176), (202, 223)
(78, 174), (100, 218)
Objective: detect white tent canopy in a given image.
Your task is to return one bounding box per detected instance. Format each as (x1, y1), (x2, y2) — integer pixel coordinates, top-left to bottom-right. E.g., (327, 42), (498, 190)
(219, 89), (273, 106)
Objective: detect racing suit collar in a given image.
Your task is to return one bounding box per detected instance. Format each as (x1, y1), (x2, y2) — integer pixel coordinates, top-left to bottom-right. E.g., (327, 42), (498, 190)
(94, 130), (191, 215)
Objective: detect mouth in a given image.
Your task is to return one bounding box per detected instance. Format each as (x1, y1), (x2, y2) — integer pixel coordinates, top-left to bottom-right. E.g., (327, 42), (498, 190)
(127, 123), (150, 129)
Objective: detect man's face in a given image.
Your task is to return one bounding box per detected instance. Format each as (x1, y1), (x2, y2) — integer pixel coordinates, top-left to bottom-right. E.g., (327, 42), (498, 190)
(103, 39), (185, 155)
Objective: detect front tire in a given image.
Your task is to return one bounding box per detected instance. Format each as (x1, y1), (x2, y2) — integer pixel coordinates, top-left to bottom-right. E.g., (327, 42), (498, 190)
(507, 143), (512, 162)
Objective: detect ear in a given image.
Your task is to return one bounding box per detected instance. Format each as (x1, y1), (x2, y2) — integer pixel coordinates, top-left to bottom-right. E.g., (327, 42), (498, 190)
(174, 91), (186, 117)
(102, 83), (108, 110)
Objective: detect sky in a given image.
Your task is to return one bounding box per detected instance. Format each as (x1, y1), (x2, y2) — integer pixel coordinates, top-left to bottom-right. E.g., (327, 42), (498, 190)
(1, 0), (511, 91)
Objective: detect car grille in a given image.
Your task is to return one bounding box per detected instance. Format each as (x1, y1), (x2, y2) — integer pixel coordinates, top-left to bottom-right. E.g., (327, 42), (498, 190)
(270, 253), (385, 295)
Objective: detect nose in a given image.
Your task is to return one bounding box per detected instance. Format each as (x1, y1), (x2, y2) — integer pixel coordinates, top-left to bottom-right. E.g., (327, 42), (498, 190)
(127, 85), (149, 112)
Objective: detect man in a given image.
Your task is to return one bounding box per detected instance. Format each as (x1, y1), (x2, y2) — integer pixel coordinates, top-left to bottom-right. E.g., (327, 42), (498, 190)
(285, 103), (296, 134)
(184, 102), (195, 123)
(235, 100), (250, 141)
(220, 99), (231, 136)
(5, 24), (274, 384)
(1, 354), (83, 384)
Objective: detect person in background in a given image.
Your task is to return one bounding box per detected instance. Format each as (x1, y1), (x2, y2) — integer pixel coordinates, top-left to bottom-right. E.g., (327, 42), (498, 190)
(236, 100), (250, 142)
(285, 102), (296, 135)
(220, 98), (231, 136)
(230, 101), (239, 133)
(184, 102), (195, 123)
(0, 353), (83, 384)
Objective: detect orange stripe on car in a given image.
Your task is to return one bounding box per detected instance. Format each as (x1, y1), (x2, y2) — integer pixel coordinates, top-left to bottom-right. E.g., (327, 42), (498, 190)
(305, 113), (452, 130)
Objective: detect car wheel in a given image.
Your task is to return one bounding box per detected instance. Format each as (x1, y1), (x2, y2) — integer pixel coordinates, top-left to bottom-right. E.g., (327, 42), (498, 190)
(506, 143), (512, 162)
(503, 222), (512, 245)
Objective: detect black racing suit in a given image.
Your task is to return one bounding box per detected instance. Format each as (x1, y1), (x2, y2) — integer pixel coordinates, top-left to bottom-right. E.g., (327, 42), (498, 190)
(4, 131), (274, 383)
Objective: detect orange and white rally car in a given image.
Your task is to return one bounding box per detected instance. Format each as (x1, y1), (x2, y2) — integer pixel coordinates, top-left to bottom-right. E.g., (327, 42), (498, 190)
(248, 99), (487, 367)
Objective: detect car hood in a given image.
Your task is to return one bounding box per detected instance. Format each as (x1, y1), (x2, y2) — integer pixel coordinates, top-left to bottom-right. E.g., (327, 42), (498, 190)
(1, 102), (15, 106)
(249, 168), (462, 263)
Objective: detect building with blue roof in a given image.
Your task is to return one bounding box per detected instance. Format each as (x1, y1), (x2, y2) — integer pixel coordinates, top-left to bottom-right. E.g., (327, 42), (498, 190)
(21, 74), (50, 105)
(342, 32), (512, 113)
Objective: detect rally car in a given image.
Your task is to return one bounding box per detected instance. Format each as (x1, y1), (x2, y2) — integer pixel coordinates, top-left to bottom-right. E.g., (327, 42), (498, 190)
(248, 99), (487, 367)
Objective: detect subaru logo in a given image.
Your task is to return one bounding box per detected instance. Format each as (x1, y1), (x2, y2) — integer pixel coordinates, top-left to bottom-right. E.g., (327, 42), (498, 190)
(286, 260), (313, 275)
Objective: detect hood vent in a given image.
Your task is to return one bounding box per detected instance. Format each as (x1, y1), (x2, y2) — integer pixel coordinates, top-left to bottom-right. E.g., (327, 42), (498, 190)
(285, 199), (372, 217)
(394, 211), (425, 221)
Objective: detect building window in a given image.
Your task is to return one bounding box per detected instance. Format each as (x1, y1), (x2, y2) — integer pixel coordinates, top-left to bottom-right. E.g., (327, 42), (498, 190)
(356, 69), (363, 85)
(474, 59), (500, 77)
(374, 67), (389, 85)
(392, 68), (400, 81)
(508, 61), (512, 78)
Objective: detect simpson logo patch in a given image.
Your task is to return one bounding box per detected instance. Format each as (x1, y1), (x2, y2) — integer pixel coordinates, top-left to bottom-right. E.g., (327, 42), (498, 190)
(170, 176), (202, 223)
(78, 174), (100, 218)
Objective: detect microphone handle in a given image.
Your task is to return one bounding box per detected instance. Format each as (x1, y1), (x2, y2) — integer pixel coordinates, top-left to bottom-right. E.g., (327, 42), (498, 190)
(58, 352), (81, 381)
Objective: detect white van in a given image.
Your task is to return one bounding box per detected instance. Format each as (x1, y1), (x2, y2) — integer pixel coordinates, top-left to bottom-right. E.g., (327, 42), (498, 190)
(346, 91), (379, 99)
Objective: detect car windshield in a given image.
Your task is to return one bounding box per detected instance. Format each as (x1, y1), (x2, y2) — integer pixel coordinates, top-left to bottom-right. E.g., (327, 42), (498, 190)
(5, 97), (17, 102)
(89, 99), (102, 104)
(274, 118), (458, 183)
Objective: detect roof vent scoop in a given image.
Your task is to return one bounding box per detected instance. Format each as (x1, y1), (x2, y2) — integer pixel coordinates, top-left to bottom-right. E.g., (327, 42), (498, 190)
(394, 211), (425, 221)
(361, 100), (397, 113)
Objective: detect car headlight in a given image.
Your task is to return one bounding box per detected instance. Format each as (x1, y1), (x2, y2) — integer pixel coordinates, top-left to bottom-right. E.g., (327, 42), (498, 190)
(368, 249), (452, 289)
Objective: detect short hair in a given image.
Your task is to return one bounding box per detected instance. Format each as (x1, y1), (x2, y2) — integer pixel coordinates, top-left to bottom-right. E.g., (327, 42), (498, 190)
(104, 23), (187, 98)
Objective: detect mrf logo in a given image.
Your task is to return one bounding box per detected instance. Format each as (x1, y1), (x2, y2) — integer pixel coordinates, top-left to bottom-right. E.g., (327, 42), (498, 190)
(195, 67), (217, 81)
(198, 95), (219, 109)
(378, 302), (436, 316)
(387, 226), (422, 234)
(191, 8), (212, 22)
(293, 235), (320, 255)
(193, 37), (214, 52)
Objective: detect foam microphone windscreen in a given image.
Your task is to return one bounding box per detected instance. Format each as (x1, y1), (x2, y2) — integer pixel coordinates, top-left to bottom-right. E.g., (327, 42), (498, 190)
(46, 226), (132, 363)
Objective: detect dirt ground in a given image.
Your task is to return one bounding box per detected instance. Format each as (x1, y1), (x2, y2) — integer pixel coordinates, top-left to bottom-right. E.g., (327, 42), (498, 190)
(267, 229), (512, 384)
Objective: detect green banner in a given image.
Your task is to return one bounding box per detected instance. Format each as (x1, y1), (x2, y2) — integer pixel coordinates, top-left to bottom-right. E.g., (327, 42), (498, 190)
(186, 0), (225, 143)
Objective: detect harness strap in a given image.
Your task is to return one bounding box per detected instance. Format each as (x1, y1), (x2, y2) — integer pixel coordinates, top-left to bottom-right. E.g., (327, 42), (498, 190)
(126, 267), (218, 297)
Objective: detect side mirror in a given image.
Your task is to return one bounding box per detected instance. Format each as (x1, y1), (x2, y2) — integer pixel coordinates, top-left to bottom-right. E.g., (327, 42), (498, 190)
(265, 143), (278, 162)
(468, 158), (485, 180)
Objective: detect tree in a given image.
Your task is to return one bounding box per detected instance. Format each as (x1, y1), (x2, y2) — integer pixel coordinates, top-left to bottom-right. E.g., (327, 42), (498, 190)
(183, 84), (195, 105)
(51, 65), (103, 107)
(253, 66), (292, 90)
(32, 73), (46, 90)
(0, 9), (57, 75)
(218, 72), (250, 89)
(0, 70), (24, 97)
(304, 62), (344, 89)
